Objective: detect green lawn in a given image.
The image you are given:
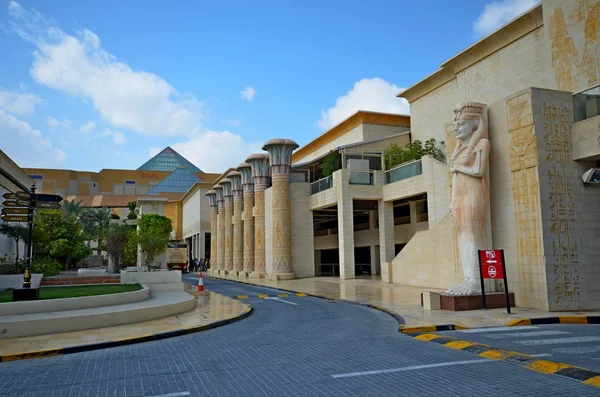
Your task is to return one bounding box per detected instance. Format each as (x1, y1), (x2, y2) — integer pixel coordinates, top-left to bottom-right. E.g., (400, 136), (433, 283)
(0, 284), (143, 303)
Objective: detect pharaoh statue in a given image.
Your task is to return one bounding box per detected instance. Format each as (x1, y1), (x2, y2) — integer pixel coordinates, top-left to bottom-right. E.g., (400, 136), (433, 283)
(446, 102), (491, 296)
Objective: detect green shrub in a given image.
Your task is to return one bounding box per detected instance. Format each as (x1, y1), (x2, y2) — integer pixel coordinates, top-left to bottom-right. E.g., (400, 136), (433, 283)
(32, 257), (62, 277)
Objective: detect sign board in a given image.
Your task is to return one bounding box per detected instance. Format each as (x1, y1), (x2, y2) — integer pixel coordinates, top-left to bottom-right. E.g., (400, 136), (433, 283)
(0, 214), (28, 223)
(2, 200), (30, 207)
(3, 191), (30, 200)
(2, 193), (16, 200)
(478, 249), (511, 314)
(479, 250), (504, 279)
(2, 208), (28, 215)
(36, 194), (63, 203)
(36, 202), (61, 209)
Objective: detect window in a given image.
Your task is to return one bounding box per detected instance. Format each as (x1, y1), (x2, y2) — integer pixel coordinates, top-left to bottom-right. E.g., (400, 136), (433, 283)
(393, 204), (411, 225)
(29, 174), (43, 180)
(125, 180), (136, 185)
(416, 200), (428, 223)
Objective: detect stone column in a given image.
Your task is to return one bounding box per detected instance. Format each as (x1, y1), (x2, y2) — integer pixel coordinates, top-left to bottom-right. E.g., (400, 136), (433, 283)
(206, 190), (218, 273)
(245, 153), (271, 278)
(228, 171), (244, 277)
(263, 139), (299, 281)
(378, 200), (394, 283)
(220, 178), (234, 274)
(237, 162), (254, 277)
(213, 185), (225, 273)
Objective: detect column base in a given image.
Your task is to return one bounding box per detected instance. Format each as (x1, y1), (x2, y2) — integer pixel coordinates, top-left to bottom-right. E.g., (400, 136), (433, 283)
(224, 270), (236, 275)
(239, 271), (251, 278)
(249, 271), (266, 279)
(267, 272), (296, 281)
(217, 269), (227, 276)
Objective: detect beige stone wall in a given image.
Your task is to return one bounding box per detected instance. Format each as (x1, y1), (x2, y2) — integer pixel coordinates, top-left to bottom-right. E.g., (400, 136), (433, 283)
(295, 125), (364, 164)
(362, 124), (410, 142)
(571, 116), (600, 160)
(290, 183), (315, 278)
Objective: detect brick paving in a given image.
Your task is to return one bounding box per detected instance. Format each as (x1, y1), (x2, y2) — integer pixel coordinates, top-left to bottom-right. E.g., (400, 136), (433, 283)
(0, 278), (597, 396)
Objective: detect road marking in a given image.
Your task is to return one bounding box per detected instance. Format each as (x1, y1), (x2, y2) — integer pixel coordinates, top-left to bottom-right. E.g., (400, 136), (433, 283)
(237, 295), (249, 299)
(516, 336), (600, 346)
(257, 294), (269, 298)
(277, 293), (289, 297)
(148, 392), (191, 397)
(483, 330), (570, 339)
(264, 297), (298, 305)
(552, 345), (600, 354)
(296, 292), (307, 296)
(459, 326), (539, 333)
(331, 359), (489, 379)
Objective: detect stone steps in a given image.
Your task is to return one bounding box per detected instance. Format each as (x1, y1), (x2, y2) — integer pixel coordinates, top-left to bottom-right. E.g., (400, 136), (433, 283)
(40, 276), (121, 286)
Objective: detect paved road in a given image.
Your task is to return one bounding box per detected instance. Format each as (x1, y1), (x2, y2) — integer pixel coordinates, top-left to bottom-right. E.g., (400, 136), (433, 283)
(0, 277), (598, 397)
(442, 324), (600, 372)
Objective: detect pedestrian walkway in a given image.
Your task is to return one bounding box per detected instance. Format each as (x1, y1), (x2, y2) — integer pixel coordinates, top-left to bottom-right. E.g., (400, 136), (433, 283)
(0, 290), (249, 360)
(205, 272), (600, 328)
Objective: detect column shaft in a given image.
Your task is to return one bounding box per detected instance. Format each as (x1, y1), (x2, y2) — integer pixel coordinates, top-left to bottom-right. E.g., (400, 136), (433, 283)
(217, 202), (225, 272)
(271, 175), (292, 273)
(233, 196), (244, 275)
(210, 208), (217, 271)
(253, 188), (266, 276)
(224, 200), (233, 273)
(242, 193), (255, 276)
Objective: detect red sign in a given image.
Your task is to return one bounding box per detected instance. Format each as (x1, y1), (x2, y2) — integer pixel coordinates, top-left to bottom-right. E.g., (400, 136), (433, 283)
(479, 250), (504, 279)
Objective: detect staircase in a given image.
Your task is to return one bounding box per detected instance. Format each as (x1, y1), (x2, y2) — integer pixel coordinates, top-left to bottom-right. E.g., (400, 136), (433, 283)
(41, 275), (121, 286)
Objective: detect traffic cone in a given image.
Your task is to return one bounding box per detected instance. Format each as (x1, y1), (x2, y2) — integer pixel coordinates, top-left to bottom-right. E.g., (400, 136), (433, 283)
(197, 272), (205, 292)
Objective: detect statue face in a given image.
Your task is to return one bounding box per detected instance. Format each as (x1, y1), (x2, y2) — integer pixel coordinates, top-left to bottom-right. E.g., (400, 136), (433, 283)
(452, 118), (476, 141)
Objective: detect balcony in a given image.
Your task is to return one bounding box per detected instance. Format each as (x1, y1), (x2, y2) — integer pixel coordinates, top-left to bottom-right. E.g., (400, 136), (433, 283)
(348, 170), (374, 185)
(310, 176), (332, 195)
(385, 159), (422, 184)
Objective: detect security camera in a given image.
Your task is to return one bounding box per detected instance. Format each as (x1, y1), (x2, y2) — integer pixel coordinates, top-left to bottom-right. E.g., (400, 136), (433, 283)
(582, 168), (600, 187)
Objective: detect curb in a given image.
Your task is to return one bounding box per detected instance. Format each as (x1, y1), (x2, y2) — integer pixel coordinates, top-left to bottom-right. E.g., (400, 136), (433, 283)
(204, 274), (406, 328)
(508, 316), (600, 326)
(0, 304), (253, 363)
(400, 324), (468, 334)
(405, 332), (600, 388)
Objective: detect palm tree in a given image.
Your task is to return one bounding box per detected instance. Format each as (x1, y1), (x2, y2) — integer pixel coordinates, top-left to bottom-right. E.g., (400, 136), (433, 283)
(62, 199), (86, 217)
(83, 207), (112, 253)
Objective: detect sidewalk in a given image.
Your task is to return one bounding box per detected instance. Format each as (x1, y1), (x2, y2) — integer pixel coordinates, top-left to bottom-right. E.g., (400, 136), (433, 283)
(205, 272), (600, 328)
(0, 289), (250, 360)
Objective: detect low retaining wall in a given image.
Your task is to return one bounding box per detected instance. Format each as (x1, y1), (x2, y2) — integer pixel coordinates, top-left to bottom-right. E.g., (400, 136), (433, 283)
(0, 274), (43, 290)
(0, 292), (196, 339)
(121, 270), (183, 292)
(0, 285), (150, 316)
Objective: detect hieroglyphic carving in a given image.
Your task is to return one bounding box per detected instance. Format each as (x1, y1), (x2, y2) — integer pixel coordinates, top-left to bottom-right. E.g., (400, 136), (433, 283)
(543, 102), (580, 308)
(507, 92), (544, 306)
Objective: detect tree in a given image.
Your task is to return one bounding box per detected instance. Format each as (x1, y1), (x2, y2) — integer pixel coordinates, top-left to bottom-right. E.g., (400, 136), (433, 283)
(0, 224), (28, 272)
(35, 209), (91, 269)
(106, 224), (129, 272)
(83, 207), (112, 252)
(319, 152), (342, 177)
(127, 201), (137, 219)
(137, 214), (172, 269)
(385, 139), (445, 169)
(62, 199), (86, 217)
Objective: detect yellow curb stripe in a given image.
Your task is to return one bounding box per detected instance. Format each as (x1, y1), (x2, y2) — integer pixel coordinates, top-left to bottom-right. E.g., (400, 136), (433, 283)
(277, 293), (289, 297)
(236, 295), (249, 299)
(478, 349), (520, 360)
(584, 376), (600, 387)
(527, 360), (572, 374)
(444, 340), (476, 350)
(558, 316), (588, 324)
(507, 318), (532, 326)
(257, 294), (268, 298)
(401, 326), (438, 334)
(414, 333), (441, 342)
(454, 325), (469, 330)
(296, 292), (306, 296)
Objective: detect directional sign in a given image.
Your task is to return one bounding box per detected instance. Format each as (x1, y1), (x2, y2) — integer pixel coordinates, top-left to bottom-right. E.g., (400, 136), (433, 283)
(15, 191), (30, 200)
(36, 193), (63, 203)
(2, 193), (16, 200)
(0, 214), (28, 223)
(36, 201), (61, 209)
(2, 200), (30, 207)
(2, 207), (28, 215)
(479, 250), (504, 279)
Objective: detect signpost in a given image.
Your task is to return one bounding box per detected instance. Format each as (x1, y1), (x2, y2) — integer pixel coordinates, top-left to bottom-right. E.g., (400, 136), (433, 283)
(1, 186), (63, 298)
(478, 249), (511, 314)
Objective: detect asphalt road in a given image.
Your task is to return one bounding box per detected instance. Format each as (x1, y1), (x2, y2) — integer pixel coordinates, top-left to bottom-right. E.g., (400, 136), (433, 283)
(0, 276), (598, 397)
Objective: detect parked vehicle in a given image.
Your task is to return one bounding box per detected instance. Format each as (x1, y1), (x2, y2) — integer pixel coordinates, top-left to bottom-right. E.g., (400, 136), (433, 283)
(166, 242), (188, 272)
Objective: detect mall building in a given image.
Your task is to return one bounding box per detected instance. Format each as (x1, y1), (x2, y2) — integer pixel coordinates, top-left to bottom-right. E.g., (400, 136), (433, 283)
(199, 0), (600, 312)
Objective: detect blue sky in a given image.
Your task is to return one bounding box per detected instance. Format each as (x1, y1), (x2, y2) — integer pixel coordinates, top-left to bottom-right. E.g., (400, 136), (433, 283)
(0, 0), (539, 172)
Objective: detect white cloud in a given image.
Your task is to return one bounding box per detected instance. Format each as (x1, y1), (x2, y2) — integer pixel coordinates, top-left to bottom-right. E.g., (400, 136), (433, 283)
(8, 3), (205, 137)
(0, 109), (66, 166)
(47, 116), (71, 131)
(318, 78), (409, 130)
(240, 87), (257, 101)
(170, 130), (262, 173)
(0, 88), (42, 115)
(149, 147), (162, 157)
(79, 121), (95, 133)
(112, 130), (127, 144)
(473, 0), (540, 37)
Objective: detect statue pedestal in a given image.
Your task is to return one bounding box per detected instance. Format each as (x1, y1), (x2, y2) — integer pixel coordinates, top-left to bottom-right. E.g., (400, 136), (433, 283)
(421, 292), (515, 311)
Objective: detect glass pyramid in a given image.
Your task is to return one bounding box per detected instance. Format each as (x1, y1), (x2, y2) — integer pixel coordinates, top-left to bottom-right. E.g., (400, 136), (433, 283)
(146, 167), (202, 194)
(137, 146), (202, 172)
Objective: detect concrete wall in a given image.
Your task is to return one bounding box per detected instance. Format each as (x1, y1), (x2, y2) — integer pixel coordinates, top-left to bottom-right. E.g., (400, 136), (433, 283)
(362, 124), (410, 142)
(296, 125), (364, 164)
(570, 116), (600, 161)
(290, 183), (315, 278)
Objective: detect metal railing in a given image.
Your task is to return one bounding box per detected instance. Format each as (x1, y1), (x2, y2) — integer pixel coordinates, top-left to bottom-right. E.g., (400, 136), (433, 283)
(348, 170), (374, 185)
(310, 176), (332, 195)
(385, 159), (422, 184)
